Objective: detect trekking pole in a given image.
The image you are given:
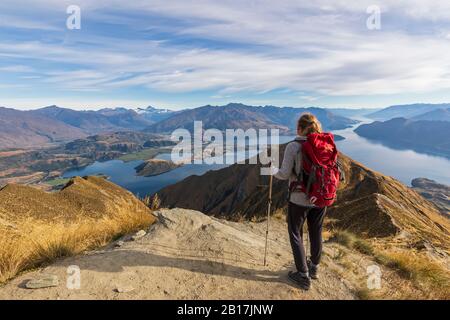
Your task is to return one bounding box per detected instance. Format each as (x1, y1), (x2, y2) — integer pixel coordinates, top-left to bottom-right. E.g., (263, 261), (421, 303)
(306, 224), (310, 261)
(263, 172), (273, 267)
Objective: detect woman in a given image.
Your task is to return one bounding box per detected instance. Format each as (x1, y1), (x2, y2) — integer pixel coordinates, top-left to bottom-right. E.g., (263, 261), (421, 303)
(273, 113), (327, 290)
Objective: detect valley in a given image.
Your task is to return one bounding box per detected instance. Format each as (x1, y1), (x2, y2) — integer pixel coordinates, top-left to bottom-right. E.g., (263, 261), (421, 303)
(0, 131), (175, 189)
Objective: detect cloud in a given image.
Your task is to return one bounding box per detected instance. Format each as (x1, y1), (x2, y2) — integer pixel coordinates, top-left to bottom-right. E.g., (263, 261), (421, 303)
(0, 0), (450, 106)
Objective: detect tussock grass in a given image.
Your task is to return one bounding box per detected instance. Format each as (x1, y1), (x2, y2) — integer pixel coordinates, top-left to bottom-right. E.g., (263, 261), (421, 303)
(374, 251), (450, 299)
(331, 230), (450, 300)
(354, 288), (374, 300)
(0, 209), (153, 284)
(331, 230), (374, 255)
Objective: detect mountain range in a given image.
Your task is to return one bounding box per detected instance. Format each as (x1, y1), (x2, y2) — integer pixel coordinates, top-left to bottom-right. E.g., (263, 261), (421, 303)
(411, 108), (450, 122)
(354, 118), (450, 158)
(0, 103), (357, 150)
(0, 107), (87, 150)
(0, 105), (176, 150)
(368, 103), (450, 121)
(145, 103), (358, 134)
(31, 105), (153, 133)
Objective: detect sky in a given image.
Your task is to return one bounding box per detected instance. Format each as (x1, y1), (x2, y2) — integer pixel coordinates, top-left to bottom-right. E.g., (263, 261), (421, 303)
(1, 0), (450, 111)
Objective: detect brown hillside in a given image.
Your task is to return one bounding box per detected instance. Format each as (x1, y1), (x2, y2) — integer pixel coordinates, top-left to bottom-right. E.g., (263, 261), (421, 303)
(0, 176), (155, 283)
(0, 107), (86, 150)
(0, 176), (152, 222)
(157, 148), (449, 253)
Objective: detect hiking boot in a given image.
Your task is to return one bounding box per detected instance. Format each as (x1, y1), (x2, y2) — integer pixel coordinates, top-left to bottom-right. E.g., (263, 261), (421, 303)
(308, 260), (319, 280)
(288, 271), (311, 290)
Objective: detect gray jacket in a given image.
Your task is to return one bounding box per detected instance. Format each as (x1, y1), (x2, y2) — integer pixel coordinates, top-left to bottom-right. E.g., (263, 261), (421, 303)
(274, 136), (314, 207)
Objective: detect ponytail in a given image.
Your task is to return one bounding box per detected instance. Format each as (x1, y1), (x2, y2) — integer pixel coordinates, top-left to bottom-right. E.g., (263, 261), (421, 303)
(297, 113), (322, 135)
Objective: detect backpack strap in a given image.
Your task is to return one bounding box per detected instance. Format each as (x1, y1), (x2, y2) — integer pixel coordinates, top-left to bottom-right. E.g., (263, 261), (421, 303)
(291, 139), (317, 195)
(291, 139), (304, 183)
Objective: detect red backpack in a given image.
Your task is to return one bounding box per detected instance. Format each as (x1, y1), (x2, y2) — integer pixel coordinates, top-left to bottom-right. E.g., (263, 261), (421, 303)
(290, 133), (341, 208)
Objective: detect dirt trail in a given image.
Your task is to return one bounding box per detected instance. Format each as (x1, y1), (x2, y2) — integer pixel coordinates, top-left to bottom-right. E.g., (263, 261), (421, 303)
(0, 208), (362, 300)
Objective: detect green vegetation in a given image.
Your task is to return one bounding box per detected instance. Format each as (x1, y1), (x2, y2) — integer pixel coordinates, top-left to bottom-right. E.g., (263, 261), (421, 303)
(44, 178), (71, 187)
(118, 147), (171, 162)
(331, 230), (374, 255)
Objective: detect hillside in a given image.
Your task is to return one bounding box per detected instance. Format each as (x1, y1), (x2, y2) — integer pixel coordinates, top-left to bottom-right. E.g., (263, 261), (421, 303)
(0, 105), (167, 150)
(156, 148), (450, 253)
(0, 176), (155, 283)
(327, 108), (380, 118)
(0, 163), (448, 299)
(145, 103), (288, 133)
(64, 131), (170, 155)
(145, 103), (357, 134)
(31, 106), (153, 133)
(412, 108), (450, 122)
(412, 178), (450, 216)
(354, 118), (450, 158)
(0, 107), (87, 150)
(368, 103), (450, 120)
(0, 208), (435, 300)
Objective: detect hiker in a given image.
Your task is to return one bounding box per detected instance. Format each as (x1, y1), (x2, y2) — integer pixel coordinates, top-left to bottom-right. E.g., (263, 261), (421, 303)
(271, 113), (340, 290)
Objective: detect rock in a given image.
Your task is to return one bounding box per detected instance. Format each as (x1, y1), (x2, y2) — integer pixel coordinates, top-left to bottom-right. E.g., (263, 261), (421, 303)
(114, 286), (134, 293)
(114, 240), (125, 247)
(131, 230), (146, 241)
(25, 274), (59, 289)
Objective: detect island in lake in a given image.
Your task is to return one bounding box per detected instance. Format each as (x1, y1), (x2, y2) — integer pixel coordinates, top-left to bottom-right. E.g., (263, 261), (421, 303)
(135, 159), (182, 177)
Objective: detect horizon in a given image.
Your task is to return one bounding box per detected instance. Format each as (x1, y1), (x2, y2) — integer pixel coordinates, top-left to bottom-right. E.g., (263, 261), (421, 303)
(2, 101), (449, 112)
(1, 1), (450, 110)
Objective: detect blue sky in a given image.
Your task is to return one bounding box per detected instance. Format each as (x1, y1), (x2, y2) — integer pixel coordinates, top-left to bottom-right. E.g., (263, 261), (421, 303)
(1, 0), (450, 110)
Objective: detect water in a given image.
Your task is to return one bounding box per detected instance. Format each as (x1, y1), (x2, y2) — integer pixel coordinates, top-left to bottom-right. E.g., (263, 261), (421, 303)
(63, 121), (450, 196)
(334, 118), (450, 186)
(63, 159), (227, 197)
(63, 135), (295, 196)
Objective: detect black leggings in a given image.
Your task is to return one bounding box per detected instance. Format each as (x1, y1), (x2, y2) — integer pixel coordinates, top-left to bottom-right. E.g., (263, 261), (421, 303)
(287, 202), (327, 274)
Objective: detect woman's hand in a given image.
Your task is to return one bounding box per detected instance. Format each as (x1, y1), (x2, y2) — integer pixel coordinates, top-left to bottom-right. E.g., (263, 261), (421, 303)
(269, 165), (279, 176)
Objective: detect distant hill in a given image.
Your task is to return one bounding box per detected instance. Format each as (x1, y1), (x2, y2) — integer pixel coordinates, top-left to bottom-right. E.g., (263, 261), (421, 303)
(354, 118), (450, 158)
(412, 108), (450, 122)
(145, 103), (357, 134)
(0, 107), (87, 150)
(64, 131), (170, 155)
(368, 103), (450, 120)
(328, 108), (380, 118)
(0, 105), (174, 150)
(32, 105), (153, 133)
(136, 106), (177, 123)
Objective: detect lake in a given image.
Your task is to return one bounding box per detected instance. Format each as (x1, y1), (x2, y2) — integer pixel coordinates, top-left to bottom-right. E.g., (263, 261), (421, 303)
(63, 135), (296, 197)
(334, 118), (450, 186)
(63, 120), (450, 196)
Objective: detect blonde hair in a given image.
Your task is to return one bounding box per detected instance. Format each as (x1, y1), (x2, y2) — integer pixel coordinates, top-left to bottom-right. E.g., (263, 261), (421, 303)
(297, 113), (322, 135)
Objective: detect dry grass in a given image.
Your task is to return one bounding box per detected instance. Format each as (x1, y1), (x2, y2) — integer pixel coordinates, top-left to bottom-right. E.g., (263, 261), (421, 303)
(375, 251), (450, 299)
(0, 209), (153, 284)
(331, 230), (450, 300)
(331, 230), (374, 255)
